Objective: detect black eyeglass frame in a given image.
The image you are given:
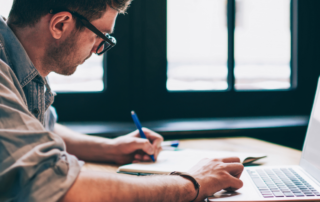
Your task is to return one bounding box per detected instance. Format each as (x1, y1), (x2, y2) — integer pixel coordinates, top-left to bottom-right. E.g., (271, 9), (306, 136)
(49, 9), (117, 55)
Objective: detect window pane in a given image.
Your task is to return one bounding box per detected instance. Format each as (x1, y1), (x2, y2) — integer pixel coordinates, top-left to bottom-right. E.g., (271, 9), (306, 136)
(167, 0), (228, 91)
(234, 0), (291, 90)
(0, 1), (12, 18)
(48, 55), (104, 92)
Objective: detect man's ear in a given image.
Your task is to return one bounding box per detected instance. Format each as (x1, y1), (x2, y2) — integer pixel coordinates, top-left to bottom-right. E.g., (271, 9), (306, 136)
(49, 12), (74, 40)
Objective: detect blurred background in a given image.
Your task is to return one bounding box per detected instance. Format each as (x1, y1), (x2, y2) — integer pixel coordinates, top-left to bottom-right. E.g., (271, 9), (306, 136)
(2, 0), (320, 150)
(1, 0), (291, 92)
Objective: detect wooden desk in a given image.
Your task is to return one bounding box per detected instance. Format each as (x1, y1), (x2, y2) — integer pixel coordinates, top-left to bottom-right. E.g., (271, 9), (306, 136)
(82, 137), (302, 172)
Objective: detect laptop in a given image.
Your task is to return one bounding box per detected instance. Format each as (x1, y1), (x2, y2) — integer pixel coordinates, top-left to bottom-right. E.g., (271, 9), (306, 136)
(209, 78), (320, 201)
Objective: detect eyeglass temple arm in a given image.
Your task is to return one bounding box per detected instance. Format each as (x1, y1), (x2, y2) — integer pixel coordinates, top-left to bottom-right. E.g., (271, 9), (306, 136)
(71, 12), (115, 45)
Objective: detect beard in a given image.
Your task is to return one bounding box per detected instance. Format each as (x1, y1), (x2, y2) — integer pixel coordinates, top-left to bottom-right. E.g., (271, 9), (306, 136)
(44, 30), (88, 76)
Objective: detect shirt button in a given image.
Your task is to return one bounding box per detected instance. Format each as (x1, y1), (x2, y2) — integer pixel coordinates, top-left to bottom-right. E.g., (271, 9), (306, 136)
(33, 108), (40, 115)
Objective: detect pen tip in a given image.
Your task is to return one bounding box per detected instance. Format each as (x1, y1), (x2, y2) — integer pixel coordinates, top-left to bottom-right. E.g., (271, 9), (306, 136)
(131, 111), (135, 115)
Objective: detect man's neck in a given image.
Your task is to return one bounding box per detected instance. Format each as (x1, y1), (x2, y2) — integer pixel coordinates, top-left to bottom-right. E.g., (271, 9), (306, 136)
(9, 24), (50, 77)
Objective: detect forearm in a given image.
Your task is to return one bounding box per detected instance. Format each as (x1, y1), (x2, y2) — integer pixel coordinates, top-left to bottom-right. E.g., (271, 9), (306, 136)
(53, 123), (115, 162)
(60, 171), (196, 202)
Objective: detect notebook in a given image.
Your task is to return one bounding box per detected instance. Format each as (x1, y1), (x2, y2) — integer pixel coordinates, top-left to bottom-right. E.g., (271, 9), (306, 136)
(117, 149), (266, 175)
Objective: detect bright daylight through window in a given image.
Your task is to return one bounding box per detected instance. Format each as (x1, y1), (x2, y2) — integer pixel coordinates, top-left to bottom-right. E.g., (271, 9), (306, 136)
(0, 1), (104, 92)
(167, 0), (291, 91)
(167, 0), (228, 91)
(234, 0), (291, 90)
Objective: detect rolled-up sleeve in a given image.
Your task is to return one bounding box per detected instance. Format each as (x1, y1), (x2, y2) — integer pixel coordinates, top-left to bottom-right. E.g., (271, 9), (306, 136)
(0, 60), (81, 201)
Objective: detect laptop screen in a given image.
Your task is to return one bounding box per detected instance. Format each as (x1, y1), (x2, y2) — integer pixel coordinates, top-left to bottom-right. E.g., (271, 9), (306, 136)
(300, 78), (320, 182)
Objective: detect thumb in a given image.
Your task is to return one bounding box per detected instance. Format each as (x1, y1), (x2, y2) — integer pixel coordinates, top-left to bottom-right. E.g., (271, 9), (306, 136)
(132, 138), (154, 155)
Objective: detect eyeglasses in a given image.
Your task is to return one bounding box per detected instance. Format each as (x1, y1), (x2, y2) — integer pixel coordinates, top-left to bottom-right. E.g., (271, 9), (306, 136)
(49, 9), (117, 55)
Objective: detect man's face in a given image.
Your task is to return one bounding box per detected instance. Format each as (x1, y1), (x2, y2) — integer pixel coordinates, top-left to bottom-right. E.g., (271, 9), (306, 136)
(46, 6), (118, 76)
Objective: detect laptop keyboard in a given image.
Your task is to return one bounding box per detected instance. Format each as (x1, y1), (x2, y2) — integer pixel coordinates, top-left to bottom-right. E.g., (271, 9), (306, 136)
(247, 168), (320, 198)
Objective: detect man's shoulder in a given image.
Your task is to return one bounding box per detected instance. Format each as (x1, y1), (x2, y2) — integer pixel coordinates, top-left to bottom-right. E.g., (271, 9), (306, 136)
(0, 58), (26, 102)
(0, 58), (15, 80)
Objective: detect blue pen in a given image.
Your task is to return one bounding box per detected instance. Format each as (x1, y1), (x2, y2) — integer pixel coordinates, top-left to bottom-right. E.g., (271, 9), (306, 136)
(131, 111), (155, 162)
(161, 140), (179, 148)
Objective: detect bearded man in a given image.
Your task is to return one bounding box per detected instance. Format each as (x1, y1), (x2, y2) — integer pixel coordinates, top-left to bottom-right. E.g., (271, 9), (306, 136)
(0, 0), (244, 201)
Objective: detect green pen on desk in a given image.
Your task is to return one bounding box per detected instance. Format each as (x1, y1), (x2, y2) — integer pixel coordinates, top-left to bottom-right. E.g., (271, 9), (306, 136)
(131, 111), (156, 162)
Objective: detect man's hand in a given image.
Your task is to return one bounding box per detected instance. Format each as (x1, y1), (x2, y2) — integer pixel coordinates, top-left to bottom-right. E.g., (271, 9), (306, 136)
(53, 124), (163, 164)
(109, 128), (163, 164)
(188, 157), (244, 202)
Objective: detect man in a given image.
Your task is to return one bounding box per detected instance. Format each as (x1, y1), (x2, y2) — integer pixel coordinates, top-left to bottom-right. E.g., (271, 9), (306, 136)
(0, 0), (244, 201)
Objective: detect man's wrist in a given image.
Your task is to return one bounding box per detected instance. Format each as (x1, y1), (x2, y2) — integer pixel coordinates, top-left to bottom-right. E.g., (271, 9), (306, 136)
(172, 174), (199, 202)
(88, 137), (116, 161)
(102, 138), (121, 155)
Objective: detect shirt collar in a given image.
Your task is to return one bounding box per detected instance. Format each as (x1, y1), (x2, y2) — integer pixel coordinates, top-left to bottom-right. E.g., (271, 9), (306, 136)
(0, 17), (45, 87)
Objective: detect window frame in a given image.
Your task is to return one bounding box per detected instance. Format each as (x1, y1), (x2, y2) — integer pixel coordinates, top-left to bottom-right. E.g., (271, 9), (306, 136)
(54, 0), (320, 123)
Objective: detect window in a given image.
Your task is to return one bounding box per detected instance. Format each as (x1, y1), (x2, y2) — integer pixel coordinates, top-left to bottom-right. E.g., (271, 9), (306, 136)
(167, 0), (228, 91)
(0, 1), (12, 19)
(167, 0), (292, 91)
(4, 0), (319, 123)
(48, 55), (104, 92)
(135, 0), (303, 121)
(234, 0), (291, 90)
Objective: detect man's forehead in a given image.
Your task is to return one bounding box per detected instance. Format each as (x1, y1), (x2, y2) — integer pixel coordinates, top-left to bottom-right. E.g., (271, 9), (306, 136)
(92, 7), (118, 34)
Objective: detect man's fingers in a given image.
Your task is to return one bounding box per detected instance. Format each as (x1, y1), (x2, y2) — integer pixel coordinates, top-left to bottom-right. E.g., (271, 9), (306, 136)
(142, 128), (164, 142)
(227, 175), (244, 190)
(127, 128), (163, 160)
(221, 157), (241, 163)
(142, 155), (151, 161)
(134, 154), (143, 160)
(130, 137), (162, 161)
(131, 138), (154, 155)
(152, 138), (162, 148)
(223, 163), (244, 178)
(152, 138), (162, 159)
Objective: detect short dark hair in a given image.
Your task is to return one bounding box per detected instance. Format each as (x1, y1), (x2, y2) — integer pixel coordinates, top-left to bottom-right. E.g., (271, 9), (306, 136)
(8, 0), (132, 28)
